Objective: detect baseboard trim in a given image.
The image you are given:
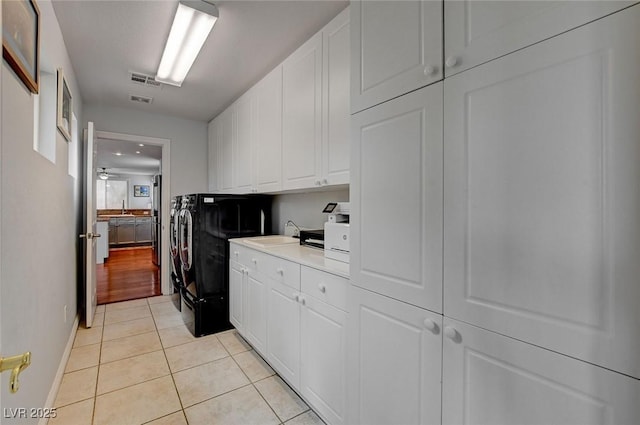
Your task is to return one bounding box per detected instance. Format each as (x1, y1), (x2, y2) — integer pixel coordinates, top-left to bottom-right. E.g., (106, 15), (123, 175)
(39, 314), (79, 425)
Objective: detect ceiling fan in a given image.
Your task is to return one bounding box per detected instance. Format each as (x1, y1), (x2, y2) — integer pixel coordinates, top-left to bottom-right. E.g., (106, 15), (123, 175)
(97, 168), (118, 180)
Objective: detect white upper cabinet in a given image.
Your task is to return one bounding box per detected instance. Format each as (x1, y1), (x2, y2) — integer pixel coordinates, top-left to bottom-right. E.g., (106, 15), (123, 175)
(443, 318), (640, 425)
(348, 286), (442, 425)
(282, 32), (323, 191)
(444, 5), (640, 379)
(234, 91), (255, 193)
(351, 0), (442, 114)
(351, 83), (443, 313)
(322, 7), (350, 187)
(219, 106), (235, 192)
(254, 65), (283, 193)
(444, 0), (635, 77)
(207, 117), (221, 192)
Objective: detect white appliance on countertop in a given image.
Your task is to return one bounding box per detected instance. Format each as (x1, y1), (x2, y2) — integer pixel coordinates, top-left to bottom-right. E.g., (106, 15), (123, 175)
(323, 202), (350, 263)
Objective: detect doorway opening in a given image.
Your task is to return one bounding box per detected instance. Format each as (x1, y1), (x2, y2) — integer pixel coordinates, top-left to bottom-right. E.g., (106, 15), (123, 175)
(94, 131), (171, 304)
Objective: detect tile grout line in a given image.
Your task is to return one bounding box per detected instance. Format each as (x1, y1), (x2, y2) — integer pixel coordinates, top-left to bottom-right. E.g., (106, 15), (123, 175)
(150, 296), (191, 424)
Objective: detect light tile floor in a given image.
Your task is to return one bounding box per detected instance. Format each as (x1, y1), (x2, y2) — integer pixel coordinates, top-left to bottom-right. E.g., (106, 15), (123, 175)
(51, 296), (326, 425)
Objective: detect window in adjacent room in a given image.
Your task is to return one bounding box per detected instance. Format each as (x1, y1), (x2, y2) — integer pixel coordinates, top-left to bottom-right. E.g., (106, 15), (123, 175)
(96, 180), (128, 209)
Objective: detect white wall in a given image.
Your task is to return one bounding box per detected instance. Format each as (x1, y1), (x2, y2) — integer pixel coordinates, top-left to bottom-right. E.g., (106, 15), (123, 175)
(0, 0), (83, 420)
(98, 174), (155, 210)
(84, 105), (208, 197)
(271, 188), (349, 234)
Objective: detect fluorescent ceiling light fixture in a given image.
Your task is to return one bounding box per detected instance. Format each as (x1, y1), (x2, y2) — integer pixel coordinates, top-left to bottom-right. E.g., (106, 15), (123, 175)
(156, 1), (219, 87)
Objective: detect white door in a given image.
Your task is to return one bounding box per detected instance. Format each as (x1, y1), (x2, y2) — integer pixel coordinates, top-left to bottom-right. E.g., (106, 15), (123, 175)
(444, 0), (634, 77)
(300, 294), (347, 425)
(351, 83), (443, 313)
(443, 5), (640, 379)
(282, 32), (322, 191)
(244, 271), (267, 355)
(322, 6), (350, 187)
(83, 122), (98, 328)
(351, 0), (442, 113)
(267, 279), (301, 388)
(347, 286), (442, 425)
(442, 318), (640, 424)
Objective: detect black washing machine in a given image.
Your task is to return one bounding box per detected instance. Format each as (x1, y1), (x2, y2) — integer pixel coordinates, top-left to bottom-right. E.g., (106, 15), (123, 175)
(169, 195), (183, 312)
(178, 193), (271, 336)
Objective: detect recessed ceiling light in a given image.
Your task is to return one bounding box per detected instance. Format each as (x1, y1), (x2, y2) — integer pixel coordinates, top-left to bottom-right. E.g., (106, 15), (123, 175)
(114, 152), (123, 156)
(139, 144), (144, 147)
(136, 151), (141, 154)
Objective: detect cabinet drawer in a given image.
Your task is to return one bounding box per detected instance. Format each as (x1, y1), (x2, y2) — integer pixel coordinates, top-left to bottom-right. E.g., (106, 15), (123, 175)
(230, 244), (262, 270)
(301, 266), (348, 311)
(263, 255), (300, 290)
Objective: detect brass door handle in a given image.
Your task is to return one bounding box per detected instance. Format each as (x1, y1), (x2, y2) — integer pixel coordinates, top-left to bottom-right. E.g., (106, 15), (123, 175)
(0, 352), (31, 393)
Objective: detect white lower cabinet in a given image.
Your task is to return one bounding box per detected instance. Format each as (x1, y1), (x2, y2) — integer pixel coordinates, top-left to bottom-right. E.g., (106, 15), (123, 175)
(266, 278), (302, 388)
(347, 285), (442, 425)
(244, 270), (267, 354)
(300, 272), (348, 425)
(443, 318), (640, 425)
(229, 261), (244, 333)
(230, 243), (348, 424)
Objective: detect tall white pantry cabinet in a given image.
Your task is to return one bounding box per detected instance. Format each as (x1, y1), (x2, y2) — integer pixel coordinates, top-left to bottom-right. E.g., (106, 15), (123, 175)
(348, 2), (640, 425)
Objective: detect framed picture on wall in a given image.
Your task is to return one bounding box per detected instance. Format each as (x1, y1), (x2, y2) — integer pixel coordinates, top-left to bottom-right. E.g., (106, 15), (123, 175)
(2, 0), (40, 93)
(134, 185), (150, 197)
(56, 68), (72, 142)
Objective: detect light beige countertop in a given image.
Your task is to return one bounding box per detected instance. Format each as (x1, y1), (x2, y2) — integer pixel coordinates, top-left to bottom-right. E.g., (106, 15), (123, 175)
(229, 236), (350, 279)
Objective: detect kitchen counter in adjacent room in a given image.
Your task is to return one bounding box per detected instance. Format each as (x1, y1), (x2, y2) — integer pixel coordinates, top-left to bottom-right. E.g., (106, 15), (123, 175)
(229, 236), (349, 278)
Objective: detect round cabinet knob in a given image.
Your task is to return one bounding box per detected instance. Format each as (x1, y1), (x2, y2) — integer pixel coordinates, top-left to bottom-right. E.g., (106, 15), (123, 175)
(318, 284), (326, 293)
(277, 267), (284, 275)
(322, 178), (328, 185)
(423, 65), (437, 76)
(252, 258), (257, 264)
(315, 180), (322, 186)
(233, 251), (239, 256)
(301, 297), (306, 306)
(445, 56), (459, 68)
(444, 326), (459, 341)
(423, 318), (437, 332)
(294, 293), (300, 302)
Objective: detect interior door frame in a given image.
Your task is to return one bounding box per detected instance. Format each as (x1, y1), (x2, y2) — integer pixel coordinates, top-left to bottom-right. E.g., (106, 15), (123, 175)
(95, 131), (172, 295)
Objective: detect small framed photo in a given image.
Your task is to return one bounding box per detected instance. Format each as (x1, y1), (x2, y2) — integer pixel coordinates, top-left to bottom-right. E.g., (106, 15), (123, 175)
(57, 68), (72, 142)
(2, 0), (40, 93)
(134, 185), (150, 197)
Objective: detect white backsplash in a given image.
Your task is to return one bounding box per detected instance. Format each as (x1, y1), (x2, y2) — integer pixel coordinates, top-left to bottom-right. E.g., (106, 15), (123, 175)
(271, 188), (349, 234)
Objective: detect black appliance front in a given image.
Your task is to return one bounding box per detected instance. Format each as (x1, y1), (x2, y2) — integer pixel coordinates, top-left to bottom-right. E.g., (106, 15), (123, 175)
(169, 195), (183, 312)
(179, 193), (271, 336)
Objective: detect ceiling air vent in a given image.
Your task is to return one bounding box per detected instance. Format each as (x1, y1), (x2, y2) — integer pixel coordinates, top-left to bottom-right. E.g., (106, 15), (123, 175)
(130, 94), (153, 104)
(129, 72), (163, 89)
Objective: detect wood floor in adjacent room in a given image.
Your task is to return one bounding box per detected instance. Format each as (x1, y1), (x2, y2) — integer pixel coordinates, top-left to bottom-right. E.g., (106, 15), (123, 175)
(97, 247), (161, 304)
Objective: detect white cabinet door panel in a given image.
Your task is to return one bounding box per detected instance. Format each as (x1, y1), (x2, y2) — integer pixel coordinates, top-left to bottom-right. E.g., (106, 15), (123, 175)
(444, 0), (635, 77)
(351, 0), (442, 113)
(220, 107), (235, 192)
(267, 279), (301, 388)
(351, 83), (443, 313)
(255, 66), (283, 193)
(282, 32), (322, 190)
(300, 294), (347, 425)
(443, 318), (640, 425)
(245, 271), (267, 355)
(322, 7), (350, 186)
(444, 5), (640, 379)
(234, 91), (254, 193)
(207, 118), (221, 192)
(347, 286), (442, 425)
(229, 262), (244, 332)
